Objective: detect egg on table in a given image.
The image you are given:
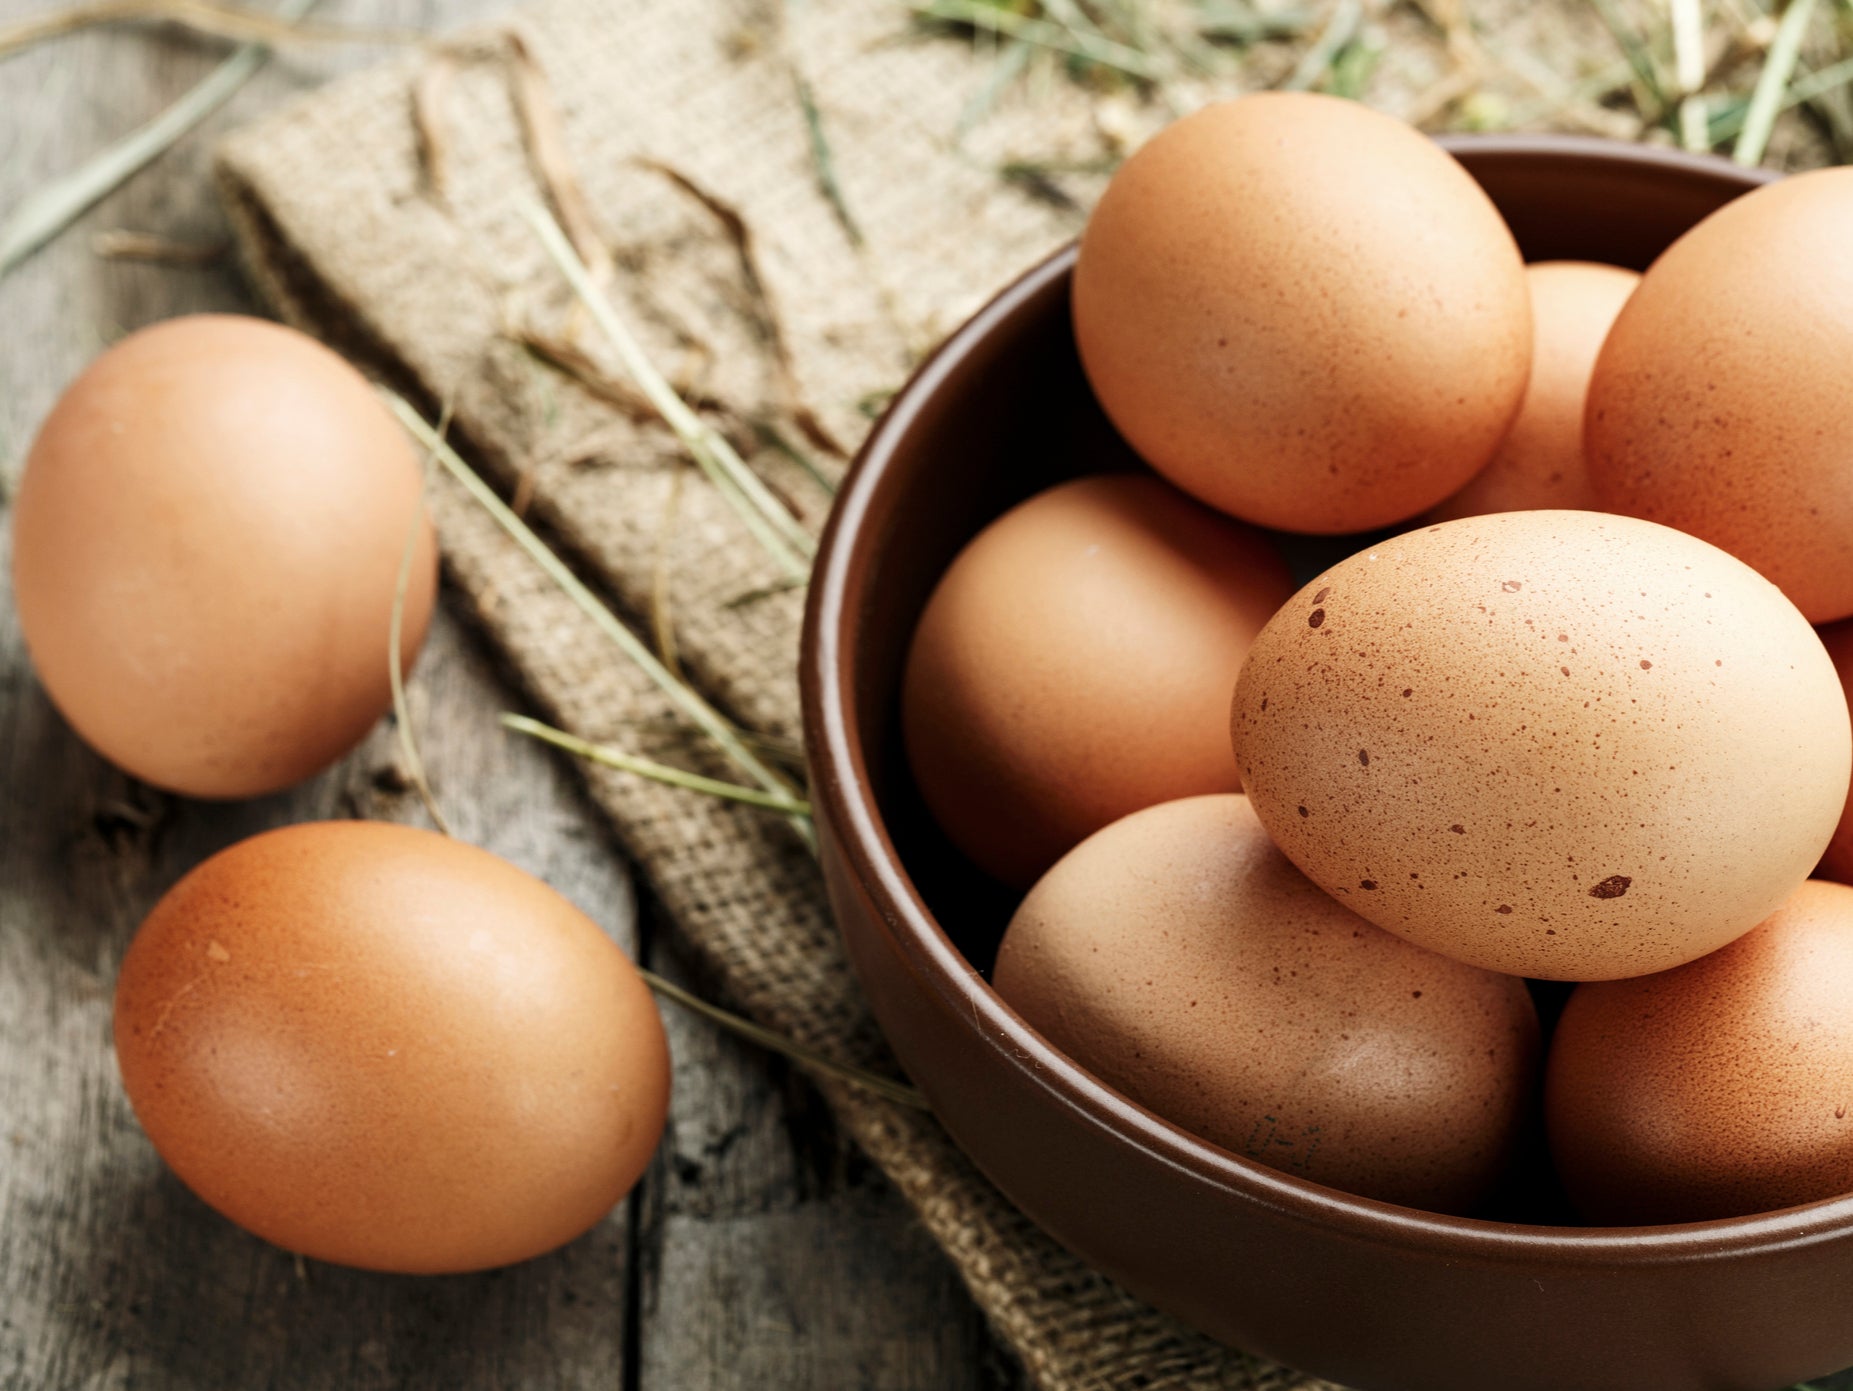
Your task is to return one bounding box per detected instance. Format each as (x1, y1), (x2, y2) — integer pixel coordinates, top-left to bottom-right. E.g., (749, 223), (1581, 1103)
(10, 314), (437, 799)
(1073, 92), (1531, 534)
(903, 472), (1293, 888)
(1587, 168), (1853, 623)
(1548, 880), (1853, 1223)
(113, 821), (670, 1273)
(1428, 261), (1638, 523)
(1232, 510), (1850, 981)
(994, 794), (1540, 1215)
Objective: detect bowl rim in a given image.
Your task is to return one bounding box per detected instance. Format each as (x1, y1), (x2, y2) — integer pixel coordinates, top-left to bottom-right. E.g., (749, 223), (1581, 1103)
(801, 130), (1847, 1266)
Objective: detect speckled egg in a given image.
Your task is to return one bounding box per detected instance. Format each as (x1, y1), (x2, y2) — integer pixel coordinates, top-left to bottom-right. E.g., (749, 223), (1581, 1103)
(993, 794), (1539, 1214)
(1548, 880), (1853, 1223)
(114, 821), (670, 1273)
(903, 472), (1294, 888)
(1231, 510), (1851, 981)
(1586, 168), (1853, 622)
(1073, 93), (1531, 534)
(1429, 262), (1638, 523)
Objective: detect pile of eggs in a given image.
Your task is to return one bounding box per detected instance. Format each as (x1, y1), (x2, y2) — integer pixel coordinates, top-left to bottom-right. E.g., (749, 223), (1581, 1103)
(904, 92), (1853, 1223)
(10, 316), (670, 1272)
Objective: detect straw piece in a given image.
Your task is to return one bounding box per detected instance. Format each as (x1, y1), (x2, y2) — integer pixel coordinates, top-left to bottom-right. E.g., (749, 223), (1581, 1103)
(0, 0), (316, 278)
(90, 229), (226, 263)
(902, 0), (1164, 81)
(389, 407), (453, 837)
(1734, 0), (1818, 164)
(1671, 0), (1711, 150)
(0, 0), (415, 57)
(518, 199), (815, 578)
(380, 391), (816, 851)
(1282, 0), (1361, 91)
(638, 967), (929, 1109)
(502, 713), (814, 815)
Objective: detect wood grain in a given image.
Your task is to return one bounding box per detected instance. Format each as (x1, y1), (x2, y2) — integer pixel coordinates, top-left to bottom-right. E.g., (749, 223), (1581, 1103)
(0, 4), (1016, 1386)
(638, 930), (1013, 1391)
(0, 598), (642, 1390)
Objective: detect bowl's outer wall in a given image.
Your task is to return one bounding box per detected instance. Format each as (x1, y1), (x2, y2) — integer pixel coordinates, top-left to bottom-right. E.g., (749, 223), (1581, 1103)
(802, 138), (1853, 1391)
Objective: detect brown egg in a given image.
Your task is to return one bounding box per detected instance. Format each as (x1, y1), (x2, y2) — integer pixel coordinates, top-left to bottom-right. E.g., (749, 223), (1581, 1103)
(1548, 880), (1853, 1223)
(903, 472), (1294, 888)
(994, 795), (1539, 1214)
(1816, 621), (1853, 885)
(11, 315), (437, 798)
(1587, 168), (1853, 623)
(1072, 93), (1531, 534)
(1428, 262), (1638, 523)
(1232, 510), (1850, 981)
(113, 822), (670, 1273)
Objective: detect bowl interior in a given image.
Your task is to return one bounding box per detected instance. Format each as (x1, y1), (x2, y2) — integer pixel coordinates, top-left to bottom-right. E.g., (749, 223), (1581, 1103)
(828, 135), (1817, 1235)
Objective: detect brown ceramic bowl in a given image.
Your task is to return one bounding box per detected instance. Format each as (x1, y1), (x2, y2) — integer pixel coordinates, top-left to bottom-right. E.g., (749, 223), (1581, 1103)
(799, 136), (1853, 1391)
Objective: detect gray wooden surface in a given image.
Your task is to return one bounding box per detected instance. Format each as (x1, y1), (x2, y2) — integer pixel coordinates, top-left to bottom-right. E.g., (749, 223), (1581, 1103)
(0, 6), (1019, 1387)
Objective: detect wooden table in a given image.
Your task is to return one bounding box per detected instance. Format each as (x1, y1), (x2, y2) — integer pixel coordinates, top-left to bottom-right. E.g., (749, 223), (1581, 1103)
(0, 6), (1022, 1386)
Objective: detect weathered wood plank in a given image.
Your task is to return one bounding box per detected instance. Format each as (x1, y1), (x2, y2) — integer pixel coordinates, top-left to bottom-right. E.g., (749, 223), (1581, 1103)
(0, 598), (641, 1390)
(0, 5), (1022, 1388)
(637, 930), (1016, 1391)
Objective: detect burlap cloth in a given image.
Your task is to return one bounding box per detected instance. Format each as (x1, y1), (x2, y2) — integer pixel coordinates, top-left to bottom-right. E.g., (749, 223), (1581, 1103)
(210, 3), (1827, 1384)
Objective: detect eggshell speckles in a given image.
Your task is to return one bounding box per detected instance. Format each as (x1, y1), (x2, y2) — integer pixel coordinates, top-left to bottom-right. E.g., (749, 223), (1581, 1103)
(1073, 93), (1531, 534)
(11, 315), (437, 799)
(113, 822), (670, 1274)
(903, 472), (1294, 888)
(1429, 262), (1638, 523)
(1231, 510), (1851, 981)
(1548, 880), (1853, 1223)
(993, 795), (1539, 1214)
(1586, 169), (1853, 623)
